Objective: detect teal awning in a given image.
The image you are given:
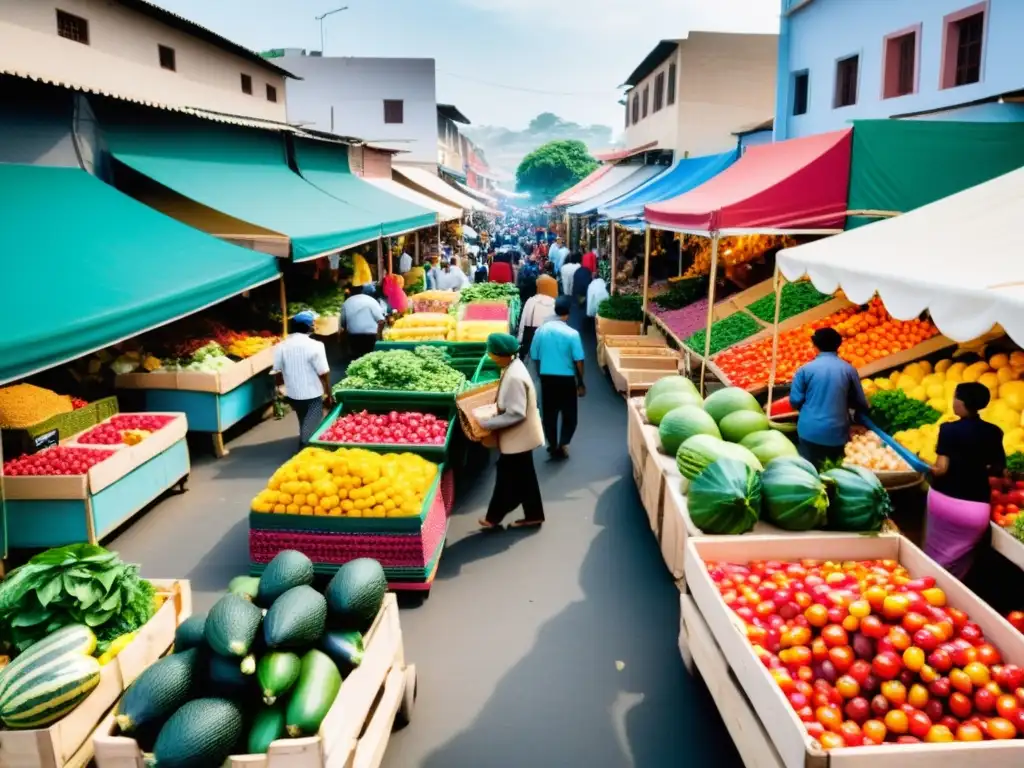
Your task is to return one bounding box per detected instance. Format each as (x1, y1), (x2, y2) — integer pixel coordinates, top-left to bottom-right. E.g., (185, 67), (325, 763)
(293, 139), (435, 237)
(102, 121), (385, 261)
(0, 164), (280, 384)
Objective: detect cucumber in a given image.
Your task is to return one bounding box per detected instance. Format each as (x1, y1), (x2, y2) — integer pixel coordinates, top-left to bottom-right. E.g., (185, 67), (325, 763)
(257, 652), (302, 705)
(207, 652), (253, 695)
(116, 648), (201, 733)
(205, 593), (262, 657)
(173, 614), (206, 653)
(263, 585), (327, 649)
(319, 631), (365, 675)
(247, 703), (286, 754)
(285, 650), (341, 737)
(257, 550), (314, 607)
(228, 576), (261, 602)
(325, 558), (387, 631)
(154, 698), (243, 768)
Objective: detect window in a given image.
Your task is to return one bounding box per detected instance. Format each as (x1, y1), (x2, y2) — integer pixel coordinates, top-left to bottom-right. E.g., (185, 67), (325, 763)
(241, 74), (253, 95)
(792, 71), (809, 115)
(642, 85), (649, 118)
(631, 93), (639, 124)
(653, 72), (665, 112)
(266, 84), (278, 103)
(158, 45), (176, 72)
(624, 101), (629, 128)
(56, 9), (89, 44)
(883, 29), (918, 98)
(667, 63), (677, 106)
(942, 5), (987, 89)
(384, 99), (404, 124)
(833, 55), (859, 108)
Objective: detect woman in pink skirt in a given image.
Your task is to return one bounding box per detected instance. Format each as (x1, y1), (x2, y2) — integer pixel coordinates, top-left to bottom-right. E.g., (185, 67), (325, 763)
(926, 382), (1006, 579)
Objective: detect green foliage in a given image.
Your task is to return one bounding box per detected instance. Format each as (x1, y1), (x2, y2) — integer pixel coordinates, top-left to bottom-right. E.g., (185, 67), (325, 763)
(867, 390), (942, 434)
(334, 348), (466, 393)
(597, 294), (644, 322)
(515, 140), (598, 202)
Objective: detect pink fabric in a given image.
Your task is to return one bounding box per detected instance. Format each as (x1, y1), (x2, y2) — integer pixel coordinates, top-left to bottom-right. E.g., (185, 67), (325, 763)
(924, 488), (991, 579)
(382, 274), (408, 313)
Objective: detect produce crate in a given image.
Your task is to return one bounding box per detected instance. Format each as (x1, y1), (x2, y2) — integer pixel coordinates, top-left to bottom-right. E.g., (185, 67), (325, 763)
(374, 340), (487, 359)
(600, 335), (667, 350)
(335, 388), (461, 410)
(313, 313), (340, 337)
(114, 347), (275, 396)
(857, 414), (932, 474)
(682, 535), (1024, 768)
(608, 356), (680, 396)
(94, 594), (416, 768)
(596, 316), (642, 337)
(0, 579), (190, 768)
(472, 356), (500, 385)
(850, 420), (926, 490)
(2, 397), (119, 458)
(991, 522), (1024, 573)
(626, 398), (647, 478)
(308, 402), (455, 460)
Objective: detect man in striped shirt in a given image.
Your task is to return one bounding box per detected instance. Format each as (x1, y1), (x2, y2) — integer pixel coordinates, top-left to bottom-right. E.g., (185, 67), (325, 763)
(273, 311), (333, 446)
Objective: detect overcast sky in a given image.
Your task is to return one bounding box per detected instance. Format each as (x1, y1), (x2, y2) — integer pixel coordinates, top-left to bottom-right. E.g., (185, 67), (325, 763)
(152, 0), (780, 132)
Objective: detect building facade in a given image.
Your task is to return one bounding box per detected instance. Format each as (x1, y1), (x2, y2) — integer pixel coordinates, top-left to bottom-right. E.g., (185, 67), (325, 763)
(0, 0), (292, 122)
(622, 32), (778, 158)
(775, 0), (1024, 141)
(437, 104), (469, 179)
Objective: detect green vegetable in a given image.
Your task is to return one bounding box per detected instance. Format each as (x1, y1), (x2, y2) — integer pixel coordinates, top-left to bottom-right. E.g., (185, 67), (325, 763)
(761, 457), (829, 531)
(207, 652), (252, 693)
(336, 347), (466, 393)
(319, 631), (365, 674)
(644, 376), (699, 412)
(263, 585), (327, 649)
(687, 458), (762, 535)
(248, 702), (287, 754)
(868, 390), (942, 434)
(1006, 452), (1024, 474)
(719, 410), (770, 443)
(746, 282), (830, 323)
(1013, 514), (1024, 544)
(597, 294), (644, 322)
(821, 465), (892, 532)
(173, 614), (206, 652)
(739, 430), (800, 465)
(703, 387), (764, 425)
(653, 277), (708, 310)
(686, 312), (761, 356)
(646, 391), (703, 426)
(325, 558), (388, 631)
(457, 283), (520, 304)
(153, 698), (244, 768)
(116, 648), (201, 733)
(676, 434), (764, 480)
(285, 650), (342, 737)
(0, 544), (156, 654)
(228, 576), (260, 602)
(658, 405), (721, 456)
(257, 550), (315, 607)
(204, 593), (263, 658)
(257, 652), (302, 705)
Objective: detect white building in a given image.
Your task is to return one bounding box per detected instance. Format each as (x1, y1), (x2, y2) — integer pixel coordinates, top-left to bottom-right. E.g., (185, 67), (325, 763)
(0, 0), (294, 123)
(622, 32), (778, 158)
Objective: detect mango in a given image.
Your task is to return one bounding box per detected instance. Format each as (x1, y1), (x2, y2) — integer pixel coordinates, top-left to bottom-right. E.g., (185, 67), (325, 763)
(990, 353), (1010, 370)
(926, 384), (945, 400)
(934, 359), (952, 374)
(927, 398), (947, 413)
(963, 362), (990, 383)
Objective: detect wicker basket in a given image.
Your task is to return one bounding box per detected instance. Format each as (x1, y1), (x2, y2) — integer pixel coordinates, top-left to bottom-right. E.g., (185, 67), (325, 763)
(456, 382), (498, 442)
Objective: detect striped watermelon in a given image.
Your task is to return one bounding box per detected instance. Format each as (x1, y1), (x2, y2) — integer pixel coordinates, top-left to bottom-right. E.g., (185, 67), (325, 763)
(0, 624), (102, 729)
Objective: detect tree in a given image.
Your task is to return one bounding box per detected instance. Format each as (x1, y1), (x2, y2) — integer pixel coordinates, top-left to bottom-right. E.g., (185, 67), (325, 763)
(515, 140), (599, 202)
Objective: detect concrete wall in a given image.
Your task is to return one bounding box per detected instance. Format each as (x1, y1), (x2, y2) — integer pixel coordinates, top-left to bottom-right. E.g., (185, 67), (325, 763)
(623, 47), (681, 152)
(282, 55), (438, 165)
(1, 0), (287, 122)
(737, 128), (775, 154)
(776, 0), (1024, 139)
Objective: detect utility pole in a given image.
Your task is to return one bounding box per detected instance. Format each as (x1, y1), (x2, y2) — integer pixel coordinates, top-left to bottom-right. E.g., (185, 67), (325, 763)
(316, 6), (349, 54)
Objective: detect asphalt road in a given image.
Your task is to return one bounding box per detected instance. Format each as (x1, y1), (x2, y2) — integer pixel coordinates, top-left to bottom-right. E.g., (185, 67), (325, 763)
(109, 330), (742, 768)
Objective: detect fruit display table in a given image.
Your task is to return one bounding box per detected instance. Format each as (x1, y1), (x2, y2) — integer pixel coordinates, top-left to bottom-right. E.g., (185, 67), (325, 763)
(607, 347), (683, 397)
(309, 403), (455, 461)
(992, 522), (1024, 573)
(115, 347), (275, 458)
(1, 414), (189, 549)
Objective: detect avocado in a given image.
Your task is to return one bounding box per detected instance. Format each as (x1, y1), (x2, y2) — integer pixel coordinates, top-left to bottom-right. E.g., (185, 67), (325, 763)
(263, 585), (327, 649)
(153, 698), (244, 768)
(116, 648), (201, 733)
(228, 575), (261, 602)
(205, 593), (262, 658)
(325, 558), (387, 631)
(173, 614), (207, 653)
(256, 550), (314, 606)
(207, 652), (254, 695)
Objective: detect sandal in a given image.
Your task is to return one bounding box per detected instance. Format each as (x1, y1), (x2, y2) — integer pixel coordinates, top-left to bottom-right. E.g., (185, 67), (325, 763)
(511, 519), (544, 529)
(478, 518), (502, 531)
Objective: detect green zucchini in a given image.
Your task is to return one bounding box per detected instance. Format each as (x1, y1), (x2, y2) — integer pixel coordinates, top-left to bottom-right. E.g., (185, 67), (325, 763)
(263, 585), (326, 649)
(247, 703), (287, 754)
(285, 650), (341, 737)
(173, 614), (207, 653)
(153, 698), (243, 768)
(319, 631), (364, 675)
(207, 652), (252, 695)
(256, 550), (314, 606)
(205, 593), (262, 657)
(116, 648), (201, 733)
(257, 652), (302, 705)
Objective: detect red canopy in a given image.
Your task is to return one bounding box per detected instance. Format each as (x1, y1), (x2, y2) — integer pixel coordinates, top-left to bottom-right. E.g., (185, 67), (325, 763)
(551, 165), (612, 206)
(644, 129), (853, 234)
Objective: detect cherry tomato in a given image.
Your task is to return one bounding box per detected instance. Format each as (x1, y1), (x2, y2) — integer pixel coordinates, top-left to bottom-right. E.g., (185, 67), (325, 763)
(883, 709), (909, 734)
(862, 719), (887, 744)
(987, 717), (1018, 740)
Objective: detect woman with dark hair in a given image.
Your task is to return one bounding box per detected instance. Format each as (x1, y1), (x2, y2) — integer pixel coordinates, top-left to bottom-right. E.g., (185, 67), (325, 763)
(926, 381), (1006, 578)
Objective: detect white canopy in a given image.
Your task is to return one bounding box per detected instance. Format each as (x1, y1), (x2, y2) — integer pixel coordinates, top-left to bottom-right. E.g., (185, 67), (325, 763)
(393, 165), (498, 214)
(364, 177), (461, 222)
(777, 166), (1024, 345)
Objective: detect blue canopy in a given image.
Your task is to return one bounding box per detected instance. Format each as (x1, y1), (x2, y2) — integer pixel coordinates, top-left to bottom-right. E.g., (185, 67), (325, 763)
(598, 150), (738, 222)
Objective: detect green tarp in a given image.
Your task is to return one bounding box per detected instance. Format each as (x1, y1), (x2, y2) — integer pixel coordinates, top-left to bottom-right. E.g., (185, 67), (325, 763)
(0, 164), (280, 384)
(102, 121), (385, 261)
(847, 120), (1024, 229)
(293, 139), (436, 237)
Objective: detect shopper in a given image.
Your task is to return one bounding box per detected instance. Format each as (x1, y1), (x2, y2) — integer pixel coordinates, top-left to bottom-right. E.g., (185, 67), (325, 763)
(926, 382), (1007, 578)
(518, 274), (558, 360)
(341, 284), (385, 360)
(586, 276), (609, 319)
(531, 296), (585, 459)
(273, 312), (333, 447)
(489, 255), (514, 284)
(478, 333), (546, 530)
(788, 327), (868, 468)
(560, 252), (581, 296)
(549, 236), (568, 272)
(437, 257), (469, 291)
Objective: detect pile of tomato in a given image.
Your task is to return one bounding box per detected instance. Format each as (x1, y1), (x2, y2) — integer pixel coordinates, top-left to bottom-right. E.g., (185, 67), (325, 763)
(707, 557), (1024, 749)
(713, 299), (940, 391)
(318, 410), (448, 446)
(3, 446), (117, 476)
(990, 476), (1024, 528)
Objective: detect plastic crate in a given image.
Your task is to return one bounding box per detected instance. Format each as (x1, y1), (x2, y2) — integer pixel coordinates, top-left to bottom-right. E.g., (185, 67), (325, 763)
(472, 356), (500, 384)
(374, 340), (487, 359)
(2, 396), (119, 457)
(309, 401), (455, 460)
(335, 389), (460, 409)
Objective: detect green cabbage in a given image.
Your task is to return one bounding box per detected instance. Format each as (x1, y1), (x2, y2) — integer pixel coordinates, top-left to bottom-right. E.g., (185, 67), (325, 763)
(687, 458), (761, 535)
(762, 458), (829, 531)
(820, 465), (892, 532)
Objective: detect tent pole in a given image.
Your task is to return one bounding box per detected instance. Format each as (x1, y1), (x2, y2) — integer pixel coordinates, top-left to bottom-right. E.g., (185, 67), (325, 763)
(766, 266), (785, 418)
(678, 235), (683, 277)
(699, 234), (720, 396)
(437, 222), (442, 260)
(387, 237), (393, 274)
(279, 277), (288, 338)
(376, 237), (384, 279)
(641, 227), (652, 330)
(414, 229), (420, 266)
(610, 222), (617, 296)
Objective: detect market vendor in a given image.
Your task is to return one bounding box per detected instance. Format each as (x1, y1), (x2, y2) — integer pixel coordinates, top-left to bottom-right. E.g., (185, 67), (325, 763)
(273, 311), (334, 447)
(341, 284), (385, 359)
(437, 257), (470, 291)
(926, 382), (1006, 579)
(478, 333), (546, 530)
(788, 327), (868, 468)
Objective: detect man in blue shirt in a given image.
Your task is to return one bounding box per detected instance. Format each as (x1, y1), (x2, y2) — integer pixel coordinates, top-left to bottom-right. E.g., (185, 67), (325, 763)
(342, 284), (385, 360)
(531, 296), (585, 459)
(789, 327), (868, 468)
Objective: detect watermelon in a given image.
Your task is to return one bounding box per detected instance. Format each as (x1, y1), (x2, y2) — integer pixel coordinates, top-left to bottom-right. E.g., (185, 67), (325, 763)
(820, 466), (892, 532)
(762, 458), (829, 531)
(644, 376), (699, 412)
(676, 434), (763, 480)
(687, 458), (761, 535)
(658, 406), (720, 456)
(740, 430), (799, 466)
(646, 391), (703, 426)
(719, 411), (770, 443)
(703, 387), (763, 424)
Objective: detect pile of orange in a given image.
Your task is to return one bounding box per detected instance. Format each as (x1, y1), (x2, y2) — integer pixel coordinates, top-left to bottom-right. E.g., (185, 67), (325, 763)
(713, 298), (940, 391)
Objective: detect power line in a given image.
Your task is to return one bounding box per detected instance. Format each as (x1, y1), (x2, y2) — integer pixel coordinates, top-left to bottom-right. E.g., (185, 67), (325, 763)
(437, 70), (616, 97)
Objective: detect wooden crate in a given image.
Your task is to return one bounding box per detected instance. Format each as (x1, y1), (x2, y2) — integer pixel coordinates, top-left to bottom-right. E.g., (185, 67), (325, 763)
(600, 335), (666, 350)
(0, 580), (191, 768)
(596, 317), (642, 337)
(991, 522), (1024, 573)
(93, 595), (413, 768)
(626, 399), (647, 477)
(660, 478), (689, 585)
(683, 535), (1024, 768)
